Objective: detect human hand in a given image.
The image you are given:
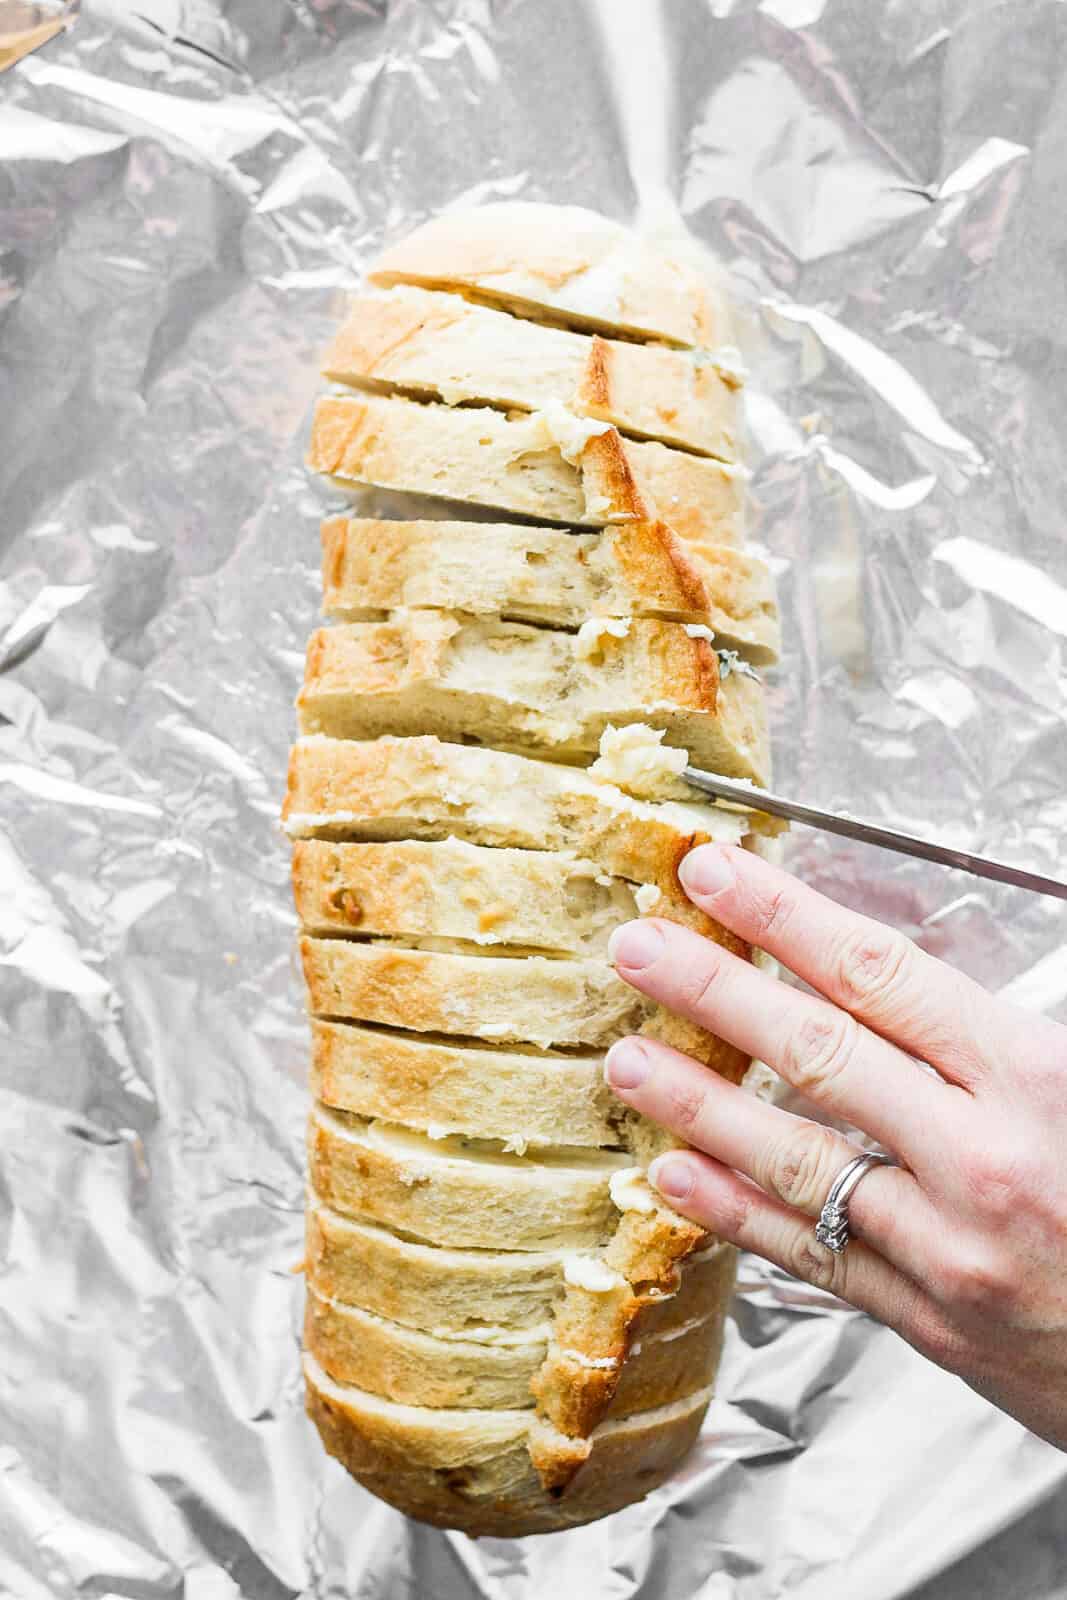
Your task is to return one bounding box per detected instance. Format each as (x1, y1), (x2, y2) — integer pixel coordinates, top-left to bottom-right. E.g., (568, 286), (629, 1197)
(605, 844), (1067, 1451)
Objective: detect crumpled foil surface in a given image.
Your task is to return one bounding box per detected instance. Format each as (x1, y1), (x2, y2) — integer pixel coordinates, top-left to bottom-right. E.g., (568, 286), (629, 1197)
(2, 2), (1067, 1595)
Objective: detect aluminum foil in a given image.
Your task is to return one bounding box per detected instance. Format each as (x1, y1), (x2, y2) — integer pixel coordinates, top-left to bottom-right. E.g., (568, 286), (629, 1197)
(2, 2), (1066, 1594)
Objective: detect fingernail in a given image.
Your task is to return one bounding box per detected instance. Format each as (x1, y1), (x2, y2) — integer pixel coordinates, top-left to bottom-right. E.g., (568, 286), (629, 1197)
(604, 1039), (650, 1091)
(678, 845), (734, 900)
(607, 920), (665, 971)
(648, 1155), (695, 1200)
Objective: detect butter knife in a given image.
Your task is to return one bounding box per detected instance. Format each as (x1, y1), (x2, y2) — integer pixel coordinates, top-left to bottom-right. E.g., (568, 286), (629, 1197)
(683, 768), (1067, 902)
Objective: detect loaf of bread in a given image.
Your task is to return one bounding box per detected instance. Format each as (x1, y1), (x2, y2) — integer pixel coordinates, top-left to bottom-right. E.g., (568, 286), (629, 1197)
(289, 202), (776, 1534)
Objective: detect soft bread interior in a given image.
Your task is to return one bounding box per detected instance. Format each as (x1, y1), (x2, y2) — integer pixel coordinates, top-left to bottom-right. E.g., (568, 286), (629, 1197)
(292, 837), (640, 954)
(309, 1019), (626, 1149)
(283, 734), (759, 850)
(309, 1106), (630, 1252)
(296, 613), (770, 782)
(307, 392), (747, 545)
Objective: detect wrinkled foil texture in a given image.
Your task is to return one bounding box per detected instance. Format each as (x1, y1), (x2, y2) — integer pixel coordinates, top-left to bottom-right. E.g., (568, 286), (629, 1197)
(2, 2), (1067, 1595)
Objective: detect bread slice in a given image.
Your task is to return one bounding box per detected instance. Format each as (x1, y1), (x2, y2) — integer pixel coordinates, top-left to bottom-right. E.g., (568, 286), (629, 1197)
(292, 837), (641, 954)
(305, 1285), (721, 1416)
(323, 286), (740, 460)
(306, 1194), (732, 1337)
(309, 1020), (625, 1148)
(296, 613), (770, 782)
(308, 393), (746, 546)
(321, 517), (780, 662)
(294, 836), (750, 1029)
(306, 1201), (568, 1332)
(305, 1353), (713, 1536)
(301, 934), (646, 1050)
(283, 734), (754, 865)
(300, 934), (748, 1075)
(368, 202), (731, 350)
(308, 1107), (628, 1251)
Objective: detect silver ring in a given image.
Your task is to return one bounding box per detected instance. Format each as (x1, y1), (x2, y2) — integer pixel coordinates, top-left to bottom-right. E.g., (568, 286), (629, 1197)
(814, 1151), (893, 1254)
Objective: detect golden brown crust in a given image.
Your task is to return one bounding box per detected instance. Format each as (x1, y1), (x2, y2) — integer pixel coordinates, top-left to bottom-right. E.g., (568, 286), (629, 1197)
(320, 516), (349, 598)
(583, 426), (746, 546)
(611, 519), (713, 620)
(575, 424), (653, 520)
(580, 334), (612, 410)
(529, 1214), (734, 1447)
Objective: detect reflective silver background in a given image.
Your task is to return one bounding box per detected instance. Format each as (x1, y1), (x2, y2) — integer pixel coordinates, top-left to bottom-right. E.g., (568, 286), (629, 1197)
(2, 2), (1066, 1595)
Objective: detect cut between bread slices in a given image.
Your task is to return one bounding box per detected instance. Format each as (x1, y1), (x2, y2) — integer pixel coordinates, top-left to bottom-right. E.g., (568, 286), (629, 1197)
(368, 201), (731, 350)
(295, 204), (771, 1528)
(323, 285), (740, 460)
(296, 613), (770, 783)
(305, 1352), (713, 1536)
(308, 393), (746, 546)
(321, 517), (780, 662)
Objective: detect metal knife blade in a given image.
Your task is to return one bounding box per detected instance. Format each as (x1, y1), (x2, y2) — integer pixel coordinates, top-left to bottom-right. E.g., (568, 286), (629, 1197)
(683, 767), (1067, 902)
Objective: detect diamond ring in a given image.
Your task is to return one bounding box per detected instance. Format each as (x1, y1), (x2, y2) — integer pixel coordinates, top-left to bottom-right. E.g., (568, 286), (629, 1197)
(814, 1151), (893, 1254)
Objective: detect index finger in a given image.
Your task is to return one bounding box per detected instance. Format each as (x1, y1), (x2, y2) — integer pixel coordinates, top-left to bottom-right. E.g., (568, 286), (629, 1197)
(677, 844), (1002, 1089)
